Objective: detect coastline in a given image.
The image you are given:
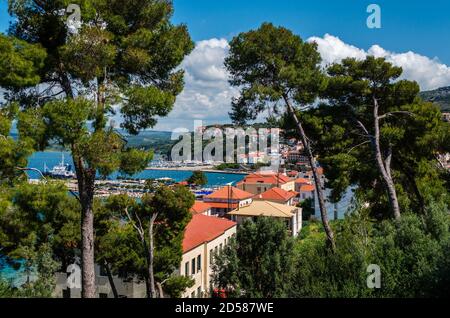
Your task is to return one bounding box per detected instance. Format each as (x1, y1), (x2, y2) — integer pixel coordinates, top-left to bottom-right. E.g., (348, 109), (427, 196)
(145, 166), (248, 175)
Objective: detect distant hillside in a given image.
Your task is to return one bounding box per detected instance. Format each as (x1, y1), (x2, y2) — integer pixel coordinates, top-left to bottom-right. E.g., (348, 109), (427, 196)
(420, 86), (450, 112)
(10, 129), (175, 155)
(121, 130), (175, 154)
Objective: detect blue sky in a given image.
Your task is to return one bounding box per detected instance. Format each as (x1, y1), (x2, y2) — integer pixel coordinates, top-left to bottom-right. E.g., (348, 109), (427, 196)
(1, 0), (450, 130)
(171, 0), (450, 64)
(1, 0), (449, 63)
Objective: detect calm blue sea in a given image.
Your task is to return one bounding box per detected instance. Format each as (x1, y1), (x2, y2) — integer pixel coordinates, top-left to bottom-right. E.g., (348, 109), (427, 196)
(26, 151), (246, 187)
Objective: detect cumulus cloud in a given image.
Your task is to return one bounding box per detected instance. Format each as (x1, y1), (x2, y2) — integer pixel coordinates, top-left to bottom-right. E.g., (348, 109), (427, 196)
(154, 38), (239, 131)
(154, 34), (450, 131)
(308, 34), (450, 91)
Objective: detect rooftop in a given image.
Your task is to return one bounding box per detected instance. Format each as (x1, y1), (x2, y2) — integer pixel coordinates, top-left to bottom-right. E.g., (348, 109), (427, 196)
(190, 201), (212, 214)
(183, 214), (236, 253)
(228, 200), (299, 218)
(299, 184), (315, 192)
(238, 173), (292, 185)
(294, 178), (311, 184)
(204, 185), (254, 200)
(254, 187), (297, 202)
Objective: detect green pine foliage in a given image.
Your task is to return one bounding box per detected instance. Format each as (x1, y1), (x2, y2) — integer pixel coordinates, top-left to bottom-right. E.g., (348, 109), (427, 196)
(187, 171), (207, 186)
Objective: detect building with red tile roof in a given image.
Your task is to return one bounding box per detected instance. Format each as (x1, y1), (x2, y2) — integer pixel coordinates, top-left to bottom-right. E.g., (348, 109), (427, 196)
(294, 177), (312, 192)
(287, 170), (299, 177)
(190, 201), (212, 216)
(236, 172), (295, 194)
(253, 187), (298, 205)
(182, 214), (236, 253)
(299, 184), (315, 201)
(204, 186), (254, 200)
(181, 214), (237, 298)
(203, 185), (254, 216)
(228, 201), (302, 237)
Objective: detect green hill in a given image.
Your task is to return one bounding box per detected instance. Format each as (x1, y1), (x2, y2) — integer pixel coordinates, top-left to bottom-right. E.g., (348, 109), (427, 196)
(420, 86), (450, 112)
(10, 129), (175, 155)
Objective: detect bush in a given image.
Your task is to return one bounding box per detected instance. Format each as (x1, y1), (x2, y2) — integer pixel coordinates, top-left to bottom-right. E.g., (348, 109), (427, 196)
(291, 202), (450, 297)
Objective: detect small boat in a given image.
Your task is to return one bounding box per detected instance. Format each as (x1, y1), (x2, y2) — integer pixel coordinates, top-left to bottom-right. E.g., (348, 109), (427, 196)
(43, 153), (76, 179)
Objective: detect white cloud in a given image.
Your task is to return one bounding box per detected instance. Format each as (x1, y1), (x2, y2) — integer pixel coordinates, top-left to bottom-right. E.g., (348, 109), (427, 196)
(308, 34), (450, 91)
(154, 38), (239, 131)
(153, 34), (450, 131)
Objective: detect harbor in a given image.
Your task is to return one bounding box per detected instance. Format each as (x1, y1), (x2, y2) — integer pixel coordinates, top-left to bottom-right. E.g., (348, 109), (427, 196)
(26, 152), (248, 198)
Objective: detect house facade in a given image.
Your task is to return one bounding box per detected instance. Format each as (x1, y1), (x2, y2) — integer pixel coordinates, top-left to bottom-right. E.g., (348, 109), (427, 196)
(203, 186), (254, 216)
(228, 200), (302, 237)
(299, 184), (315, 201)
(180, 214), (237, 298)
(236, 173), (295, 195)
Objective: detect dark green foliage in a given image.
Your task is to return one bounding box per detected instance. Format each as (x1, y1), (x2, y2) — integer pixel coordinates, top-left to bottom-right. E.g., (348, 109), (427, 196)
(2, 2), (193, 295)
(163, 275), (195, 298)
(0, 182), (80, 296)
(96, 186), (195, 296)
(225, 22), (325, 125)
(187, 170), (207, 186)
(291, 202), (450, 298)
(299, 197), (314, 220)
(0, 34), (46, 89)
(297, 57), (450, 218)
(212, 217), (296, 298)
(215, 163), (240, 171)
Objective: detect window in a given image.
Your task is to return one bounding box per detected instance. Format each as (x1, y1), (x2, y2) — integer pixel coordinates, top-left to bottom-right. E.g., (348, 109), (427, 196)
(185, 261), (189, 276)
(209, 249), (213, 264)
(197, 255), (201, 272)
(191, 258), (196, 275)
(215, 246), (218, 255)
(197, 287), (202, 298)
(99, 293), (108, 298)
(191, 291), (195, 298)
(224, 238), (227, 246)
(220, 243), (223, 252)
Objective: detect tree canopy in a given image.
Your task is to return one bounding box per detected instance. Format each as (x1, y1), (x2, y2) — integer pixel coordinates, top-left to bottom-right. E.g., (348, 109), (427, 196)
(96, 185), (195, 297)
(295, 56), (450, 219)
(187, 171), (207, 186)
(225, 22), (335, 250)
(1, 0), (194, 297)
(212, 217), (296, 298)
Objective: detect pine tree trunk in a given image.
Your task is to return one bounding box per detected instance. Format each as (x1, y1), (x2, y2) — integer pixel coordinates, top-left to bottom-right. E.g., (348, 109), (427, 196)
(73, 151), (97, 298)
(148, 214), (158, 298)
(372, 98), (401, 220)
(104, 260), (118, 298)
(284, 97), (336, 251)
(140, 232), (152, 298)
(80, 190), (96, 298)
